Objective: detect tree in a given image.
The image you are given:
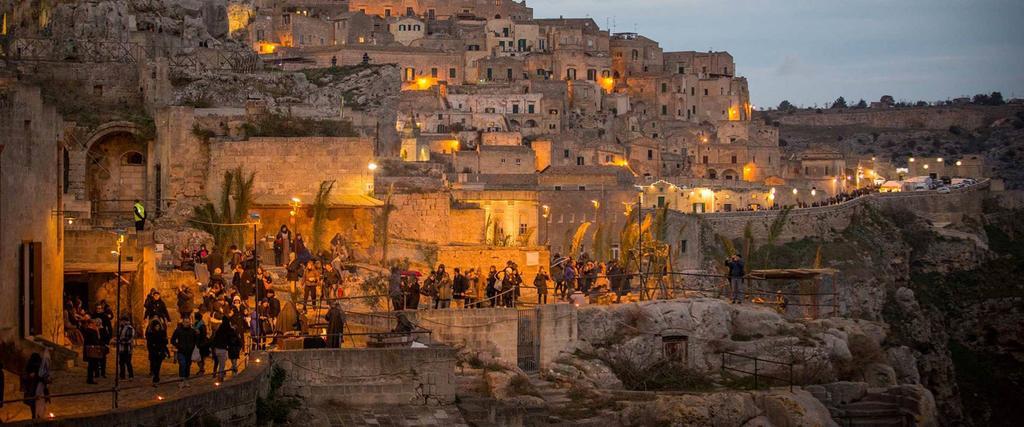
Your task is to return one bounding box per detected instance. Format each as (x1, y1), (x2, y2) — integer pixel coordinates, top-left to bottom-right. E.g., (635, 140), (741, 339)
(879, 95), (895, 106)
(855, 99), (868, 108)
(915, 101), (929, 107)
(778, 100), (796, 111)
(972, 93), (991, 105)
(831, 96), (847, 109)
(191, 167), (255, 250)
(989, 92), (1005, 106)
(311, 180), (335, 253)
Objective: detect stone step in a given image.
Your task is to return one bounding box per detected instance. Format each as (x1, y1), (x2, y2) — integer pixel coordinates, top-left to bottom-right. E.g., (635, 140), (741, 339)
(836, 416), (906, 427)
(842, 401), (900, 411)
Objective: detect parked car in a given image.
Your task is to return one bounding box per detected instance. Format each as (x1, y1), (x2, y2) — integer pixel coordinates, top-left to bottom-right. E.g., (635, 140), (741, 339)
(936, 186), (951, 194)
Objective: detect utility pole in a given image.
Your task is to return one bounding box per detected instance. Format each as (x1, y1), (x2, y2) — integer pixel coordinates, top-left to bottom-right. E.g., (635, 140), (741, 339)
(635, 192), (645, 301)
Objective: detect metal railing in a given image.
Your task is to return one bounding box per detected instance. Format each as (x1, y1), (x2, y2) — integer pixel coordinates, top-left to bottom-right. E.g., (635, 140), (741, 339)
(720, 351), (794, 392)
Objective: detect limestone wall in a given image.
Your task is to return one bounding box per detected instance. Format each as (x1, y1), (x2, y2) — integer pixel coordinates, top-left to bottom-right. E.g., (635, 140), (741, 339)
(537, 303), (578, 370)
(155, 106), (210, 218)
(271, 347), (457, 406)
(407, 309), (519, 364)
(207, 136), (376, 200)
(770, 105), (1023, 130)
(0, 84), (65, 351)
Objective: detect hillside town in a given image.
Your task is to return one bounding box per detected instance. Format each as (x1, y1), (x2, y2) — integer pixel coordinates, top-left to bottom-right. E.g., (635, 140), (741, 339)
(2, 1), (1023, 426)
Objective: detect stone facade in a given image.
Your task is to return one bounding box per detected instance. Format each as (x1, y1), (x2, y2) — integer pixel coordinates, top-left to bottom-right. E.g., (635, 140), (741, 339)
(0, 83), (65, 354)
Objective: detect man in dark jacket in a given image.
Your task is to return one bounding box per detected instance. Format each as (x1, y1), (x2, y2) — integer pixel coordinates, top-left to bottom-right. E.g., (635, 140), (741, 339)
(170, 319), (197, 385)
(144, 291), (171, 323)
(725, 255), (746, 304)
(206, 246), (224, 279)
(325, 302), (346, 348)
(452, 268), (469, 309)
(266, 290), (282, 334)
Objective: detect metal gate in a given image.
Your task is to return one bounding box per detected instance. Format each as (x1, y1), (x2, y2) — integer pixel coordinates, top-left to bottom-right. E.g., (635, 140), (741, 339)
(517, 308), (539, 372)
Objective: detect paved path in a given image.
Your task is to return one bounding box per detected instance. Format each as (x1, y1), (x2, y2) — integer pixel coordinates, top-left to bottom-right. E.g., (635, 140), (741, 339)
(1, 346), (252, 423)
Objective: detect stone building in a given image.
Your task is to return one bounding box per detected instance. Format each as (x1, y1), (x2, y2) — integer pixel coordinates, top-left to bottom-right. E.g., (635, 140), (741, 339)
(0, 82), (66, 360)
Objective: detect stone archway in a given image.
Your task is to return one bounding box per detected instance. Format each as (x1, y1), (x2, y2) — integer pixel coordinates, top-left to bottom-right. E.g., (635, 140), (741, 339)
(81, 122), (148, 226)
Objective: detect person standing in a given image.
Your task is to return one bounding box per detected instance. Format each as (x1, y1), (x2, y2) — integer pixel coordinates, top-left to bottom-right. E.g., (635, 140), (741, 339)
(81, 318), (104, 384)
(285, 253), (301, 294)
(144, 290), (170, 323)
(725, 254), (746, 304)
(434, 265), (452, 309)
(274, 225), (292, 267)
(406, 276), (421, 310)
(133, 199), (146, 232)
(388, 267), (404, 311)
(466, 269), (480, 308)
(207, 246), (225, 281)
(266, 289), (281, 334)
(170, 319), (197, 387)
(145, 319), (169, 385)
(486, 266), (498, 307)
(302, 260), (320, 308)
(323, 263), (341, 302)
(452, 268), (468, 309)
(116, 315), (135, 380)
(534, 267), (550, 305)
(562, 260), (578, 300)
(20, 352), (49, 419)
(325, 301), (346, 348)
(550, 256), (565, 302)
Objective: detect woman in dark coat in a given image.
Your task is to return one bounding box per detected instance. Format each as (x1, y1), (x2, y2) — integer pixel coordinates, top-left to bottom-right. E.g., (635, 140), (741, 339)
(274, 225), (292, 266)
(145, 319), (169, 384)
(325, 302), (346, 348)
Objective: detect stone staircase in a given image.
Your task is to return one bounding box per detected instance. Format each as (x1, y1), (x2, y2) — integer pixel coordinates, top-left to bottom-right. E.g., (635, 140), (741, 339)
(806, 382), (920, 427)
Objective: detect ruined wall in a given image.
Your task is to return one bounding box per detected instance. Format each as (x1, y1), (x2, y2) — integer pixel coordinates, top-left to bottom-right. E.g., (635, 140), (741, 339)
(537, 303), (577, 370)
(207, 136), (376, 200)
(0, 83), (65, 351)
(770, 105), (1024, 130)
(155, 106), (211, 220)
(271, 347), (457, 406)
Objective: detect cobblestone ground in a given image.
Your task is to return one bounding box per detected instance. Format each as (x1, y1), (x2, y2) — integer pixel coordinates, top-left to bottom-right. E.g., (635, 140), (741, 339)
(310, 404), (470, 427)
(0, 346), (252, 423)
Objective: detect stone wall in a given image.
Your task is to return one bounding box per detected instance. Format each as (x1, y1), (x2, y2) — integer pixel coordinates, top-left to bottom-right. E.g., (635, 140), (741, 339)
(406, 308), (519, 365)
(671, 181), (992, 269)
(155, 106), (211, 220)
(271, 347), (457, 406)
(537, 303), (578, 370)
(0, 84), (65, 353)
(207, 136), (376, 201)
(769, 105), (1023, 130)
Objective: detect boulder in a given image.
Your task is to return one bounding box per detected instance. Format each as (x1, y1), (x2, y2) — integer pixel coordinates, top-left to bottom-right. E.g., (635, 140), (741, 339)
(505, 395), (547, 409)
(885, 346), (921, 384)
(763, 390), (839, 427)
(741, 415), (775, 427)
(862, 363), (897, 387)
(821, 381), (868, 405)
(483, 370), (513, 400)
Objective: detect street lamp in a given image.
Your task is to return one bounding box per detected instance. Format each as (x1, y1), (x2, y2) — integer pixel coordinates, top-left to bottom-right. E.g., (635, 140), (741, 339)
(541, 205), (550, 245)
(112, 233), (125, 408)
(367, 162), (378, 171)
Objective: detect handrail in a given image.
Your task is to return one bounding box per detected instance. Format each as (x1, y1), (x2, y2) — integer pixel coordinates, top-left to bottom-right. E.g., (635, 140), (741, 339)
(720, 351), (794, 392)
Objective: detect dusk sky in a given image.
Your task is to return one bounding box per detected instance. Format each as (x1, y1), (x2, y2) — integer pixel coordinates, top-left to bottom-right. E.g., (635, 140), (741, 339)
(532, 0), (1024, 108)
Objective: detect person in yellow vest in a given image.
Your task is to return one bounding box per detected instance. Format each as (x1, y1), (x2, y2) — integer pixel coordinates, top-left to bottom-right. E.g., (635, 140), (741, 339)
(133, 199), (146, 231)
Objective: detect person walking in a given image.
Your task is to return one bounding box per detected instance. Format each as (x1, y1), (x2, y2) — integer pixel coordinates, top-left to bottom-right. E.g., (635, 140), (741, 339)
(193, 312), (209, 375)
(562, 260), (578, 300)
(170, 319), (197, 387)
(534, 267), (550, 305)
(325, 301), (346, 348)
(323, 262), (341, 302)
(725, 254), (746, 304)
(133, 199), (146, 232)
(20, 352), (49, 419)
(116, 315), (135, 380)
(145, 319), (169, 385)
(210, 319), (234, 381)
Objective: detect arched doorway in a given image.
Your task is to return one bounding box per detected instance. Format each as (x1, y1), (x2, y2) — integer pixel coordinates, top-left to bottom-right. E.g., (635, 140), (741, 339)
(85, 127), (148, 226)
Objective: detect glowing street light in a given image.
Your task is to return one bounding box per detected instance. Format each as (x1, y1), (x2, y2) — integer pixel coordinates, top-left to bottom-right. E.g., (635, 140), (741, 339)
(367, 162), (378, 171)
(956, 160), (962, 166)
(909, 157), (915, 162)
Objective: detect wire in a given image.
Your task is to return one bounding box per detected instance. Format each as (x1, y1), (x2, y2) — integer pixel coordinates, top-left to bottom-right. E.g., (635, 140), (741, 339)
(186, 218), (258, 227)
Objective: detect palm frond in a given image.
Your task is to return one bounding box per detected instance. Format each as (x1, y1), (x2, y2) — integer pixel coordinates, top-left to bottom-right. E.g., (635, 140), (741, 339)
(569, 222), (592, 258)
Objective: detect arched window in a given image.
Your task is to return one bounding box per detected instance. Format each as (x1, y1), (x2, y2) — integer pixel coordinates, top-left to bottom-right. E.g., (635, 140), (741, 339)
(399, 24), (406, 31)
(122, 151), (145, 165)
(414, 25), (421, 31)
(631, 49), (639, 61)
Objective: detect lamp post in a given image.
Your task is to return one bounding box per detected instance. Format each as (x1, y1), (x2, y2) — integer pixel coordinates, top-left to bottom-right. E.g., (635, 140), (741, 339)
(112, 233), (124, 409)
(289, 197), (301, 225)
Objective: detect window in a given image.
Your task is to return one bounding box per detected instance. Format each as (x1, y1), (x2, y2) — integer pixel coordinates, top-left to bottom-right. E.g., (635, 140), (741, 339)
(93, 85), (103, 97)
(123, 152), (145, 165)
(507, 68), (513, 80)
(515, 158), (521, 165)
(678, 66), (685, 74)
(384, 8), (391, 17)
(565, 68), (576, 80)
(662, 336), (688, 362)
(631, 49), (639, 60)
(724, 204), (733, 212)
(661, 105), (668, 115)
(431, 67), (438, 77)
(578, 185), (586, 191)
(611, 244), (620, 260)
(486, 68), (493, 80)
(283, 14), (290, 25)
(257, 29), (265, 41)
(647, 149), (653, 160)
(406, 7), (414, 16)
(549, 124), (557, 130)
(704, 88), (709, 96)
(549, 109), (559, 115)
(563, 149), (570, 158)
(576, 157), (584, 165)
(661, 82), (667, 93)
(587, 69), (597, 80)
(527, 104), (535, 114)
(679, 240), (687, 253)
(428, 9), (435, 19)
(554, 185), (562, 191)
(731, 155), (737, 164)
(657, 196), (665, 207)
(512, 104), (519, 114)
(519, 223), (528, 235)
(449, 68), (456, 79)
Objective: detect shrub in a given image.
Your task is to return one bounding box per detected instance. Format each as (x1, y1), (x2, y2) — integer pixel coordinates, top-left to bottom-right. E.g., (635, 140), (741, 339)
(244, 113), (357, 138)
